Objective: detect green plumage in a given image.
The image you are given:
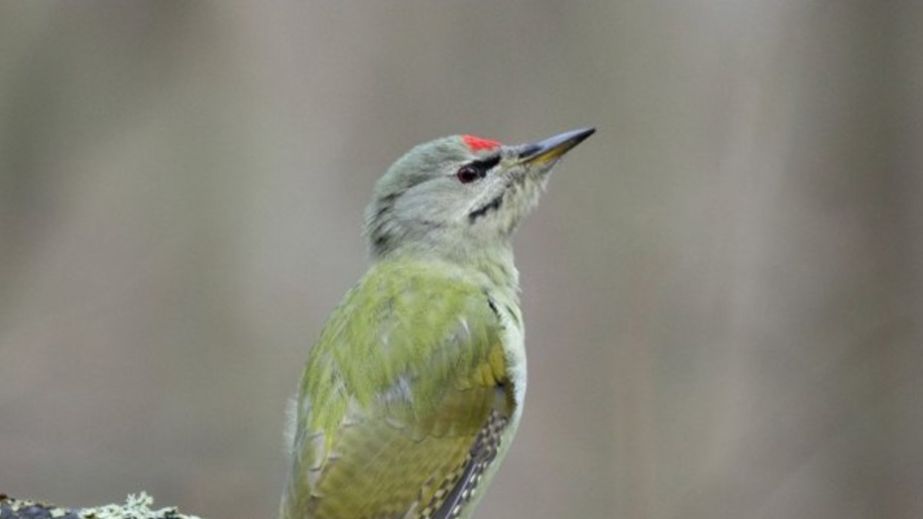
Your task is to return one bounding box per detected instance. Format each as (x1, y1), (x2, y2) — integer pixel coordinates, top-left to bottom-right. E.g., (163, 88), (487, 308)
(281, 258), (520, 519)
(280, 129), (592, 519)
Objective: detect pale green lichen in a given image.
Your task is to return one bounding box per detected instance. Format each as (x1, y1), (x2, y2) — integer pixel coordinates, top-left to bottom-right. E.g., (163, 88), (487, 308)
(2, 492), (202, 519)
(79, 493), (201, 519)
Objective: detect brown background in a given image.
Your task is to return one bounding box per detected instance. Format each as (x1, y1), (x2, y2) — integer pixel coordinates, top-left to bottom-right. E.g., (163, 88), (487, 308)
(2, 2), (921, 518)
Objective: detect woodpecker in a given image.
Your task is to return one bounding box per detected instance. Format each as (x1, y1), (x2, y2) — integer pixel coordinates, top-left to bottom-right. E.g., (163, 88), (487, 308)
(280, 128), (595, 519)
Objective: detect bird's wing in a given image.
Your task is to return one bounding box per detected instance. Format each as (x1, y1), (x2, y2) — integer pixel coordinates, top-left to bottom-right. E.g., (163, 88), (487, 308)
(281, 261), (516, 519)
(429, 408), (510, 519)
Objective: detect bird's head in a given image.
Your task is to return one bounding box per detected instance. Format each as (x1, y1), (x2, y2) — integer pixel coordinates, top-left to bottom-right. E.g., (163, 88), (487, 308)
(365, 128), (594, 260)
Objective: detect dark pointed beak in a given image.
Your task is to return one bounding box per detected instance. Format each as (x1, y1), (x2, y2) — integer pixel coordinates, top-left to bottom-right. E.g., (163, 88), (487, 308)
(517, 127), (595, 166)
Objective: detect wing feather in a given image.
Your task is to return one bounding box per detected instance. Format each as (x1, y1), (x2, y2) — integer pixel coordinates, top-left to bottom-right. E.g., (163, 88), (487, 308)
(280, 261), (515, 519)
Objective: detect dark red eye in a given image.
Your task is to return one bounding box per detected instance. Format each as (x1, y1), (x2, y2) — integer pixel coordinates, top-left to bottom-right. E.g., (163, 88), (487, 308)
(456, 165), (480, 184)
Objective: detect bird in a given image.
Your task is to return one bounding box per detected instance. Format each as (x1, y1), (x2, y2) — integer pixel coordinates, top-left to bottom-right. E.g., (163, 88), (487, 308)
(279, 128), (595, 519)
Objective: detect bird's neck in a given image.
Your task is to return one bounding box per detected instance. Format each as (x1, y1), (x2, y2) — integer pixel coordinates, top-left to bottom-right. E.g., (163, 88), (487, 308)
(377, 241), (520, 302)
(464, 244), (520, 299)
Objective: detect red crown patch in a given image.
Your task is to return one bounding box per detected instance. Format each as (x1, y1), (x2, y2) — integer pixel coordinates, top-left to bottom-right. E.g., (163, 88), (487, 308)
(462, 135), (502, 152)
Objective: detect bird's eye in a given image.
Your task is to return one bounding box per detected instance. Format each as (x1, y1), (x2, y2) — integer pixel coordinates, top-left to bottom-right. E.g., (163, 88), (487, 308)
(456, 165), (481, 184)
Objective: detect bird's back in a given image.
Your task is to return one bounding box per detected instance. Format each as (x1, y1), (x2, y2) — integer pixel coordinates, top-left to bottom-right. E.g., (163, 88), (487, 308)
(280, 259), (524, 519)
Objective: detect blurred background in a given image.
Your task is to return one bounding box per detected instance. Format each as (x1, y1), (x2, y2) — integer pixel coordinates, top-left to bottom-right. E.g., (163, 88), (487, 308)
(1, 2), (921, 518)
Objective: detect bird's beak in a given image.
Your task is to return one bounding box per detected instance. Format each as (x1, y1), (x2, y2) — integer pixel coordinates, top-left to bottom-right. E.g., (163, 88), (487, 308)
(517, 127), (596, 166)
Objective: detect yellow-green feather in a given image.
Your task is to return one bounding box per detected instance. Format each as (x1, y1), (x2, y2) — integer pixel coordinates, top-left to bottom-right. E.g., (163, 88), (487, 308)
(282, 259), (514, 519)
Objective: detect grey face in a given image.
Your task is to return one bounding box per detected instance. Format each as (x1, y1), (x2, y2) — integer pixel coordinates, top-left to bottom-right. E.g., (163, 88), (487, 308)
(365, 129), (594, 259)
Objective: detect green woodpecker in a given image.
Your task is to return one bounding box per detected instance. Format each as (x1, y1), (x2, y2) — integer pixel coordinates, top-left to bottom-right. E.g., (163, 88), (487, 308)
(280, 128), (595, 519)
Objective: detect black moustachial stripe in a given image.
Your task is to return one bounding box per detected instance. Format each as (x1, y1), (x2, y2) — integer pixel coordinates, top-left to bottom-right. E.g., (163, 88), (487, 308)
(465, 155), (503, 223)
(468, 193), (504, 223)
